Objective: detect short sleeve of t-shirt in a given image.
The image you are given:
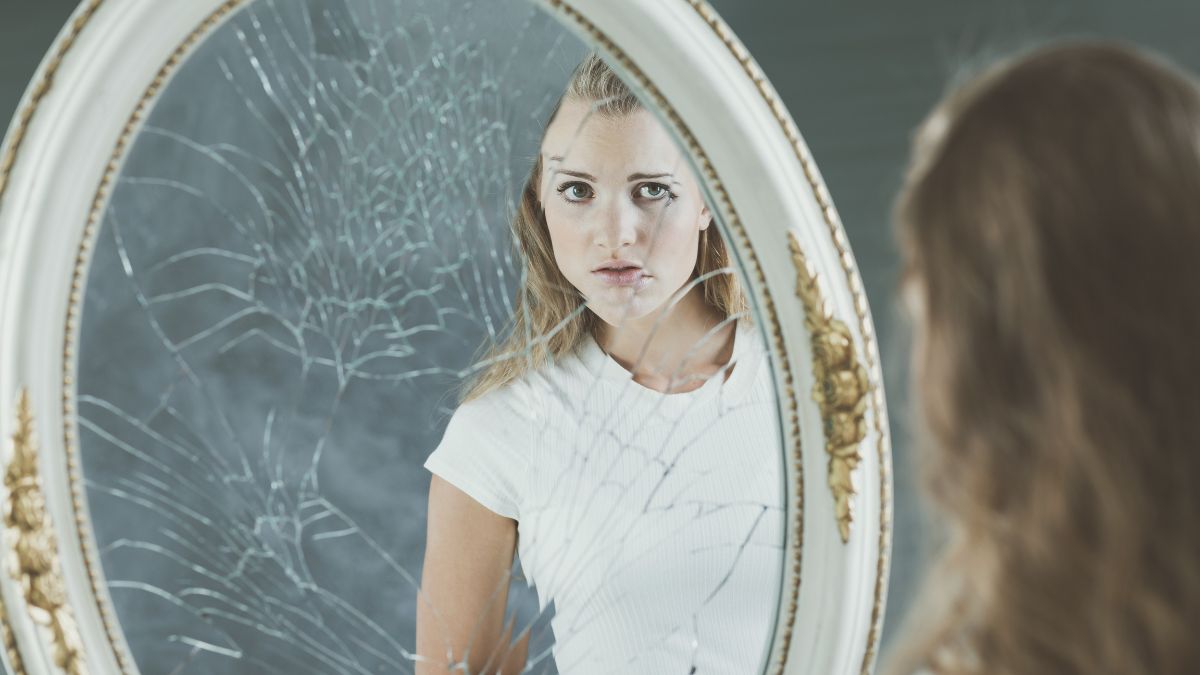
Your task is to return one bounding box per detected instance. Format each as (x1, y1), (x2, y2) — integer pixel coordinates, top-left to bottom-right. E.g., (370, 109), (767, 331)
(423, 384), (531, 520)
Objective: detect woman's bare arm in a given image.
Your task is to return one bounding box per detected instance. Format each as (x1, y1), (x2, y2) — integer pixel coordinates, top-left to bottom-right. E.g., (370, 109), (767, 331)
(416, 476), (530, 674)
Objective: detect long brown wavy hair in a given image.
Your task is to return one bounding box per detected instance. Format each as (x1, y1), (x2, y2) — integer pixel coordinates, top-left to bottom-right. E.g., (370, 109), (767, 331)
(887, 41), (1200, 675)
(461, 54), (747, 402)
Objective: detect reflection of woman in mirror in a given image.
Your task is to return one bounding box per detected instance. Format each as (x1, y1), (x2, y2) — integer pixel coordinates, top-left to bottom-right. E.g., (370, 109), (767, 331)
(415, 54), (781, 674)
(888, 42), (1200, 675)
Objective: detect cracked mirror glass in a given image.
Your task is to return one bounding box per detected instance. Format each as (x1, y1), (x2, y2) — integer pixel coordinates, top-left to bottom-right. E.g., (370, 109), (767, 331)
(76, 0), (787, 672)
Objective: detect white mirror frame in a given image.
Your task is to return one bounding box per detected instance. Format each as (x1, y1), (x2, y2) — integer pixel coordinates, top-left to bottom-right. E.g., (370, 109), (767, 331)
(0, 1), (892, 673)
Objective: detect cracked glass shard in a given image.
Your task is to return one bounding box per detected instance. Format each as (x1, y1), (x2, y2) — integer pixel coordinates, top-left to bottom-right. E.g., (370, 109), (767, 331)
(76, 0), (787, 673)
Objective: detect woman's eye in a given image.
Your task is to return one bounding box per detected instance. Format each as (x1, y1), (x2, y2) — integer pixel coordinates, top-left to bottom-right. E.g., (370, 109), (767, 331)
(557, 182), (593, 202)
(637, 183), (673, 201)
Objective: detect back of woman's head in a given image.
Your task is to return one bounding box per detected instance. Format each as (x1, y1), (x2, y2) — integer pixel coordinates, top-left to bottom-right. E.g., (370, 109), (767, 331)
(890, 40), (1200, 675)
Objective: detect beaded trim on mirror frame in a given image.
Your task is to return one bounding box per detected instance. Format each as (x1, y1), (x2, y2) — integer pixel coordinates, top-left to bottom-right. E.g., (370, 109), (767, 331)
(0, 0), (107, 668)
(681, 3), (892, 672)
(789, 234), (868, 543)
(4, 389), (87, 674)
(0, 0), (104, 211)
(60, 2), (248, 673)
(568, 1), (892, 670)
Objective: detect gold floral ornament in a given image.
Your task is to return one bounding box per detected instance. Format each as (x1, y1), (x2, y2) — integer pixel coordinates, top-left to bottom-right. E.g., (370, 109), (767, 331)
(788, 234), (869, 543)
(5, 389), (87, 674)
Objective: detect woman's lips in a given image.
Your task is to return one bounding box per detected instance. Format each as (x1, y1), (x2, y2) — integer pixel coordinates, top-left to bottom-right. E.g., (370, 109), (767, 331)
(592, 267), (649, 287)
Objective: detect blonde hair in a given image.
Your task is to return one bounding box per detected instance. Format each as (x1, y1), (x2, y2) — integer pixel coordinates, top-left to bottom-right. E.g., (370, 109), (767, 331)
(461, 54), (747, 402)
(887, 41), (1200, 675)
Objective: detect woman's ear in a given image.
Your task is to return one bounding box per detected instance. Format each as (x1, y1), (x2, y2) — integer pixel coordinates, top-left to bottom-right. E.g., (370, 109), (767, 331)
(698, 204), (712, 230)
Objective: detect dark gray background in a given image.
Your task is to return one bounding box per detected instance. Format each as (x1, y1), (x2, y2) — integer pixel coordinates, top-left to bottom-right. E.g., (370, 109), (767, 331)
(4, 1), (1199, 671)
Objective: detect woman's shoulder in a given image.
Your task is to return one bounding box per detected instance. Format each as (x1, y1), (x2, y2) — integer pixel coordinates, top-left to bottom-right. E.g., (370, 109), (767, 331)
(453, 339), (600, 424)
(517, 337), (606, 391)
(427, 373), (535, 521)
(434, 373), (538, 462)
(455, 373), (537, 422)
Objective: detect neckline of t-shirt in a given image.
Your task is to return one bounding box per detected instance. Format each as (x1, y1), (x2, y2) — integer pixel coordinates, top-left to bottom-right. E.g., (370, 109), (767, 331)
(580, 322), (759, 403)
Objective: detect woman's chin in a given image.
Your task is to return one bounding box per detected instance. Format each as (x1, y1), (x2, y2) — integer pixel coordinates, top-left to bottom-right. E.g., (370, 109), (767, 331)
(586, 297), (662, 328)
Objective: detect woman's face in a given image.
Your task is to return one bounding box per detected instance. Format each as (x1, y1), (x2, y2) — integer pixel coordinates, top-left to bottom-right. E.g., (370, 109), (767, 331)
(538, 98), (711, 327)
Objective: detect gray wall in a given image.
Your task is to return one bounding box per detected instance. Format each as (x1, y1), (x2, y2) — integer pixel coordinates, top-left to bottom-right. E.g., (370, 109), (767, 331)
(4, 0), (1200, 671)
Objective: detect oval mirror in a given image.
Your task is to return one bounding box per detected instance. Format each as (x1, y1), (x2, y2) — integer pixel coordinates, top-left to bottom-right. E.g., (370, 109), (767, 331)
(0, 1), (891, 673)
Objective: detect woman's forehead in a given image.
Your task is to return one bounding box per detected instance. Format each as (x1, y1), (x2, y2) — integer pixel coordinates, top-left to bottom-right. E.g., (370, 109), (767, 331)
(540, 99), (683, 175)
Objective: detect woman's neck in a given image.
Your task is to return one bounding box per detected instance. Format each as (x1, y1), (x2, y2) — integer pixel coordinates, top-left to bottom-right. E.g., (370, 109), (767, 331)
(593, 285), (737, 393)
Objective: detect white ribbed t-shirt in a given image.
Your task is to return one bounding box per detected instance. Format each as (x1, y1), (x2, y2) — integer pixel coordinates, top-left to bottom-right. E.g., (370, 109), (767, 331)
(424, 323), (785, 674)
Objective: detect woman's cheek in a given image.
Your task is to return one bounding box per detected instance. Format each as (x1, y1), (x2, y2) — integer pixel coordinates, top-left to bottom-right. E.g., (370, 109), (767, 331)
(656, 218), (698, 277)
(546, 217), (588, 291)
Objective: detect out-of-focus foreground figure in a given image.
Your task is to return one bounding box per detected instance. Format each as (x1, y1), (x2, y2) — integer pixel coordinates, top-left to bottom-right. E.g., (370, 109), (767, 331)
(888, 41), (1200, 675)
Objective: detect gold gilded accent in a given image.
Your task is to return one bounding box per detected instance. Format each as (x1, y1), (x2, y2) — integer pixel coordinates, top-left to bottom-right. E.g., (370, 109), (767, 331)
(0, 587), (26, 675)
(789, 233), (868, 543)
(5, 389), (87, 674)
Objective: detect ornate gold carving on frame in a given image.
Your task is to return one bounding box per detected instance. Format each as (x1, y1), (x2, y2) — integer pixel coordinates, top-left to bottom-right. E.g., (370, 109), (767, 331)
(1, 573), (27, 675)
(789, 233), (868, 543)
(5, 389), (87, 674)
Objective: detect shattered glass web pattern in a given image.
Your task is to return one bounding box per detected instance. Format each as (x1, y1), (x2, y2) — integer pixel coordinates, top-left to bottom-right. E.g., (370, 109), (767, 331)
(75, 0), (786, 672)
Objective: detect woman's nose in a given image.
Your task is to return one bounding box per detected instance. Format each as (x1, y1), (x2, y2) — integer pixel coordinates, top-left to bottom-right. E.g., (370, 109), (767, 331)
(595, 199), (639, 250)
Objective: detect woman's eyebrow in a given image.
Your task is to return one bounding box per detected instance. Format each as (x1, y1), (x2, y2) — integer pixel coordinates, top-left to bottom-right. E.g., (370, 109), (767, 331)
(546, 157), (598, 181)
(547, 156), (680, 185)
(552, 168), (600, 181)
(627, 172), (679, 184)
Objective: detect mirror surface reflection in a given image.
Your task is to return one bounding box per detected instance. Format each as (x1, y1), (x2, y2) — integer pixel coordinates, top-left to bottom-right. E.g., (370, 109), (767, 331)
(76, 1), (786, 672)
